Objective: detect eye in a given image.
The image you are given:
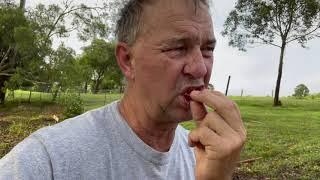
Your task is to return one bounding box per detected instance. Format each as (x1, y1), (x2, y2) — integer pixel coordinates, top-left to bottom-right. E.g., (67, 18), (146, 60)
(163, 46), (187, 52)
(201, 46), (214, 58)
(162, 46), (188, 58)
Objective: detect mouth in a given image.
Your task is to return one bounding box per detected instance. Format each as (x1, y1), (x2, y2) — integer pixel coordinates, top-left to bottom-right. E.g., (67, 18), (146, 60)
(181, 85), (205, 104)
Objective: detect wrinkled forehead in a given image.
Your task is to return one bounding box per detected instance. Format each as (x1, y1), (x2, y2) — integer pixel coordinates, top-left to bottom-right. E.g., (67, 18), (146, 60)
(139, 0), (214, 41)
(143, 0), (210, 20)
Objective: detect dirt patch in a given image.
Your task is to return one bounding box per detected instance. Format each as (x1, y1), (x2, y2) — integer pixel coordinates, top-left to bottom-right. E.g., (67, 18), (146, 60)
(0, 112), (7, 117)
(0, 120), (11, 130)
(0, 103), (64, 158)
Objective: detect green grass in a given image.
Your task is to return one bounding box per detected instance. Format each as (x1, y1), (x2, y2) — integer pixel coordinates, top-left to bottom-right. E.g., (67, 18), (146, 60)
(5, 90), (123, 111)
(182, 96), (320, 179)
(1, 91), (320, 179)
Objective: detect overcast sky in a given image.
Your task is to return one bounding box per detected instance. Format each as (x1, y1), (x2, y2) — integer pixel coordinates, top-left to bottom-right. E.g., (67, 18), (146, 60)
(25, 0), (320, 96)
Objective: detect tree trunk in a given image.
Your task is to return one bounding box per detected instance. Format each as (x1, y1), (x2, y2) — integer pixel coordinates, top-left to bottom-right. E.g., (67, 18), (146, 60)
(52, 85), (60, 102)
(84, 81), (88, 94)
(52, 89), (59, 102)
(93, 79), (101, 94)
(93, 72), (104, 94)
(28, 90), (32, 103)
(274, 42), (286, 106)
(19, 0), (26, 9)
(0, 78), (8, 104)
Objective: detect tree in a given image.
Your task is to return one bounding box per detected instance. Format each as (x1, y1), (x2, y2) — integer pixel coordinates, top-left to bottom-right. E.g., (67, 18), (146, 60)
(0, 0), (110, 103)
(81, 39), (122, 93)
(77, 57), (93, 93)
(293, 84), (309, 98)
(45, 44), (80, 101)
(0, 4), (37, 103)
(222, 0), (320, 106)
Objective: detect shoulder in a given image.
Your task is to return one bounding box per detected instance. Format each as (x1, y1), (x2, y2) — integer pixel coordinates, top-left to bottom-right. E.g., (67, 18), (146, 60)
(0, 101), (120, 178)
(35, 101), (118, 140)
(33, 102), (119, 152)
(0, 135), (53, 179)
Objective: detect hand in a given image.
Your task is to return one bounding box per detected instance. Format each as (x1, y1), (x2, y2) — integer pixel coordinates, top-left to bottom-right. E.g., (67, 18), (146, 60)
(188, 89), (246, 180)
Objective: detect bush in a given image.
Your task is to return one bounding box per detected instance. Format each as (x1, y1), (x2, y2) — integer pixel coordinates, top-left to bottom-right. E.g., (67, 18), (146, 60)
(293, 84), (310, 99)
(59, 93), (84, 119)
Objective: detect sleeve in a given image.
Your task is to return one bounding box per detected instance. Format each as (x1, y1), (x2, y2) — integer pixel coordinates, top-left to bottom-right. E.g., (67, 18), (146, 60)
(0, 136), (53, 180)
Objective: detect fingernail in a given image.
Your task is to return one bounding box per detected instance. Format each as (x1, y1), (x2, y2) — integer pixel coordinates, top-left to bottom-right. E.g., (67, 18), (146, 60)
(191, 90), (200, 96)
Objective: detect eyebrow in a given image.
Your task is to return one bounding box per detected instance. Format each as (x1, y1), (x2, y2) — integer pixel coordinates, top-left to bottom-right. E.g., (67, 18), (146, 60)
(204, 39), (217, 47)
(162, 36), (217, 47)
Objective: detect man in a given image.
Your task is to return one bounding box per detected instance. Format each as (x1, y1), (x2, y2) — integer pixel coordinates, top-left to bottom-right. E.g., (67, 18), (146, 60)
(0, 0), (246, 179)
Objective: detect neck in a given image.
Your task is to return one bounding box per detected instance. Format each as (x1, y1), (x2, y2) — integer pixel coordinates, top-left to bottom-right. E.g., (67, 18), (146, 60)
(118, 92), (177, 152)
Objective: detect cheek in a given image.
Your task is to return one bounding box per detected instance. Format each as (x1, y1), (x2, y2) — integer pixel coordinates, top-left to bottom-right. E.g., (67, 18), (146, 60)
(204, 59), (213, 82)
(136, 55), (183, 86)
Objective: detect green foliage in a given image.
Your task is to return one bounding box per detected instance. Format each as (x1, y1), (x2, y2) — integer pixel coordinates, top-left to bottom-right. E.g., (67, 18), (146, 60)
(59, 93), (84, 119)
(81, 39), (122, 93)
(293, 84), (310, 98)
(0, 0), (113, 104)
(0, 6), (35, 71)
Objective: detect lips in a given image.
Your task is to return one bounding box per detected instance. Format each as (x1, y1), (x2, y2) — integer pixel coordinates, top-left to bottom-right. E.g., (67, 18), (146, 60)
(181, 86), (205, 103)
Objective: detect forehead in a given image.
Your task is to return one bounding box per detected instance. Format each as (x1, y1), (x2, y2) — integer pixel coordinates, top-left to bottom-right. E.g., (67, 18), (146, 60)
(140, 0), (214, 43)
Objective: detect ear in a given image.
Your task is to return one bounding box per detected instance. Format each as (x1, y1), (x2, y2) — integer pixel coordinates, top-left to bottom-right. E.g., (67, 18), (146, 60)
(115, 42), (135, 80)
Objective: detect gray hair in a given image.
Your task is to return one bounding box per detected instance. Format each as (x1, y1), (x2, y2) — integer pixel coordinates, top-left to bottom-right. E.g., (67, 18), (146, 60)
(115, 0), (209, 46)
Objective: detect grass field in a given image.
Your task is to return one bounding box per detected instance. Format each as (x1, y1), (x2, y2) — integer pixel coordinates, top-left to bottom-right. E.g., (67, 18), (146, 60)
(1, 91), (320, 179)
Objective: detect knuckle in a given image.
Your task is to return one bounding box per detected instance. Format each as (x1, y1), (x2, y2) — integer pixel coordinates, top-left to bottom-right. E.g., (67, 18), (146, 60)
(222, 142), (234, 156)
(234, 135), (246, 149)
(227, 100), (237, 110)
(219, 100), (236, 111)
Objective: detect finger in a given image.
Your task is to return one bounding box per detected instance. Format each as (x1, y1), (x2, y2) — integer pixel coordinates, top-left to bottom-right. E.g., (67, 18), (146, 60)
(212, 91), (242, 118)
(188, 126), (219, 147)
(190, 89), (245, 134)
(190, 100), (207, 126)
(201, 111), (237, 138)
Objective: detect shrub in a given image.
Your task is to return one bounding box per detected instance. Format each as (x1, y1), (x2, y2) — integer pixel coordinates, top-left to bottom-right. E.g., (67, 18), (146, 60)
(59, 93), (84, 119)
(293, 84), (310, 99)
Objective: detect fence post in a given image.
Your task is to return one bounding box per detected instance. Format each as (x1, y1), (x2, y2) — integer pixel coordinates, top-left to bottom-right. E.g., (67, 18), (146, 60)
(225, 75), (231, 96)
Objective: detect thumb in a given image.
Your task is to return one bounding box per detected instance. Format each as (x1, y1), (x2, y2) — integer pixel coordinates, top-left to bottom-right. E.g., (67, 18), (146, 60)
(190, 100), (207, 126)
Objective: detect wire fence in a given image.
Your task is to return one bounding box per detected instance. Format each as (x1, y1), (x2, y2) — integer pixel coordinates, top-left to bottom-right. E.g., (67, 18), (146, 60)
(4, 88), (124, 110)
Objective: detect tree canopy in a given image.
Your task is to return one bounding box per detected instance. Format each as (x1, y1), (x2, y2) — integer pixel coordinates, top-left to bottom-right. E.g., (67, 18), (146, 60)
(0, 0), (124, 103)
(293, 84), (310, 98)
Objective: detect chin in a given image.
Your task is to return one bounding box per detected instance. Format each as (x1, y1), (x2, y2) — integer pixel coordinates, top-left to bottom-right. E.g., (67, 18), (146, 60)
(168, 109), (193, 123)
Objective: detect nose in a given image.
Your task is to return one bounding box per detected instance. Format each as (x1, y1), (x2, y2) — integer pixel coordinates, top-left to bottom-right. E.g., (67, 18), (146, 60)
(183, 48), (207, 79)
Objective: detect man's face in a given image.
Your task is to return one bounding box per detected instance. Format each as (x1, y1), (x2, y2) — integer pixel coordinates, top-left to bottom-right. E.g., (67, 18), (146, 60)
(129, 0), (215, 123)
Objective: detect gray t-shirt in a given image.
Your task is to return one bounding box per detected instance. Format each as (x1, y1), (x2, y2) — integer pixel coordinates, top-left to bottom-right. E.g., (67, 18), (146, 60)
(0, 101), (195, 180)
